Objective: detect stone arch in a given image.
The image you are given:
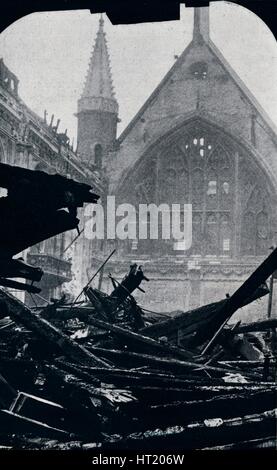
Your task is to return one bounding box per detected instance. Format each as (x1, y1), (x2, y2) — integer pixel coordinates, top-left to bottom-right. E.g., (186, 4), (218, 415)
(118, 114), (277, 194)
(116, 116), (276, 258)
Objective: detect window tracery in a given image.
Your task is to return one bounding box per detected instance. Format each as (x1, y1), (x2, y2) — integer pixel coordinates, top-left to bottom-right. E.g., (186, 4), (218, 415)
(119, 123), (274, 258)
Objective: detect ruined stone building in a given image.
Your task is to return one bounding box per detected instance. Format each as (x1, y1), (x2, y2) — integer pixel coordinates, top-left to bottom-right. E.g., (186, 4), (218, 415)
(1, 6), (276, 317)
(0, 58), (105, 303)
(78, 8), (277, 318)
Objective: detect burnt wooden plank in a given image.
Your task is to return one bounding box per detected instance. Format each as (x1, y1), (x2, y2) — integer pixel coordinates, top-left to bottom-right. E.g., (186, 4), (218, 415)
(0, 289), (110, 368)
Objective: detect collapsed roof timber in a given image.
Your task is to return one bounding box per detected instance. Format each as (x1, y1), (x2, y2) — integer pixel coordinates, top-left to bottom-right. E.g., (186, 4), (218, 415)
(0, 162), (276, 450)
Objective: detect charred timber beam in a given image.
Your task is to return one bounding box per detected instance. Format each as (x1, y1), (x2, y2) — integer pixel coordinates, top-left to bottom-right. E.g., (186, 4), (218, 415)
(117, 385), (274, 407)
(0, 162), (99, 208)
(45, 364), (137, 406)
(0, 289), (110, 369)
(58, 367), (211, 390)
(120, 390), (277, 432)
(84, 287), (113, 321)
(84, 316), (194, 361)
(235, 318), (277, 333)
(0, 205), (79, 257)
(0, 278), (41, 293)
(88, 345), (257, 379)
(54, 359), (101, 386)
(0, 258), (43, 282)
(140, 284), (269, 340)
(198, 249), (277, 348)
(72, 361), (262, 385)
(218, 360), (266, 368)
(104, 408), (277, 450)
(0, 162), (99, 258)
(203, 436), (276, 450)
(144, 389), (276, 424)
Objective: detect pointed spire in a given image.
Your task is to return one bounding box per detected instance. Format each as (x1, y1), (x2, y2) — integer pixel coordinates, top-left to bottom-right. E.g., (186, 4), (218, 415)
(193, 7), (210, 43)
(99, 13), (104, 28)
(81, 14), (117, 110)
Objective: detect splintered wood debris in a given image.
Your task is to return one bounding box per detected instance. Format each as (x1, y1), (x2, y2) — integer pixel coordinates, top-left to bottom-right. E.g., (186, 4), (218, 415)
(0, 259), (277, 450)
(0, 162), (276, 450)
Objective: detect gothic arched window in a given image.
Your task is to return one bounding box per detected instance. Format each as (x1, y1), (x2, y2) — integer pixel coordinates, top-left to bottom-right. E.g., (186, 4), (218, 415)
(118, 122), (274, 258)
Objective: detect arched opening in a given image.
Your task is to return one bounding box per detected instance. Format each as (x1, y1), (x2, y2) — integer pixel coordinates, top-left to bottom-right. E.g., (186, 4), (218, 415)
(117, 120), (275, 258)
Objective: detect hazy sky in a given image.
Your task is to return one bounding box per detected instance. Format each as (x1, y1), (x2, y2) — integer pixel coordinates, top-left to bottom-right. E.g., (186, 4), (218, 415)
(0, 2), (276, 145)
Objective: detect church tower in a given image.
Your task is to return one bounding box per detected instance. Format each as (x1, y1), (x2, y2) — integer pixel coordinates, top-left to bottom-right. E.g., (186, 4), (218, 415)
(77, 15), (118, 167)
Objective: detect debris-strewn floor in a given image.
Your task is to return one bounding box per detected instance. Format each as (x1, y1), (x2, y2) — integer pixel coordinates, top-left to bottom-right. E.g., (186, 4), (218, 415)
(0, 163), (276, 450)
(0, 263), (276, 450)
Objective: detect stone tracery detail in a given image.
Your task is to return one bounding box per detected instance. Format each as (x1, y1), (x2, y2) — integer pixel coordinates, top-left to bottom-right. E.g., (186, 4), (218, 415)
(119, 122), (274, 258)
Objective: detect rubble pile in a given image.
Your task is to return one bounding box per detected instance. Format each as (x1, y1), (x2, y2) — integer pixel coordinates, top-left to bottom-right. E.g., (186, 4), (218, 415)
(0, 260), (276, 450)
(0, 162), (276, 450)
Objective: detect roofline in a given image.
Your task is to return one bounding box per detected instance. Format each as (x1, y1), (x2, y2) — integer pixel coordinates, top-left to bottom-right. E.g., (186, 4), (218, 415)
(118, 35), (277, 143)
(117, 39), (195, 143)
(207, 39), (277, 137)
